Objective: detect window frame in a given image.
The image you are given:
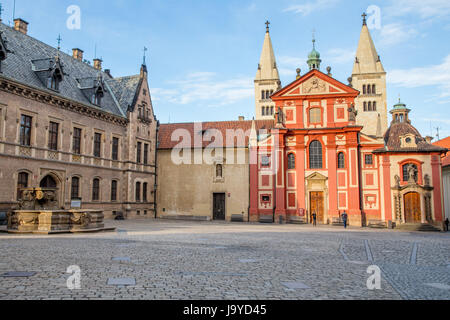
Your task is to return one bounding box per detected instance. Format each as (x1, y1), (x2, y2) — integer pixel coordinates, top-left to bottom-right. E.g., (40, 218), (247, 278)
(112, 137), (119, 161)
(73, 127), (82, 155)
(287, 153), (296, 170)
(309, 140), (323, 169)
(92, 178), (100, 201)
(137, 142), (142, 164)
(111, 180), (118, 202)
(17, 172), (29, 200)
(71, 177), (80, 200)
(338, 152), (346, 169)
(93, 133), (102, 158)
(309, 107), (322, 124)
(20, 115), (32, 146)
(135, 182), (141, 202)
(48, 121), (59, 151)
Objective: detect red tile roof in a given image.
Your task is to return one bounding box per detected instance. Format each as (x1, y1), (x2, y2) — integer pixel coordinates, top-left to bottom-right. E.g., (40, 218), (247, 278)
(158, 120), (275, 149)
(433, 136), (450, 167)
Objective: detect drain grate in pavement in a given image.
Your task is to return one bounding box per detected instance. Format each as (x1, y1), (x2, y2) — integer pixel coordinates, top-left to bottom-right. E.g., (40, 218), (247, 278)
(281, 281), (311, 290)
(112, 257), (131, 262)
(239, 259), (258, 263)
(424, 283), (450, 290)
(107, 278), (136, 286)
(1, 272), (37, 278)
(177, 271), (247, 277)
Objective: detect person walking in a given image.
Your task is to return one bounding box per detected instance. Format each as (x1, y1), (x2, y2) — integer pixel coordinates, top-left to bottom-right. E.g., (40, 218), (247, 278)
(342, 211), (348, 229)
(312, 212), (317, 227)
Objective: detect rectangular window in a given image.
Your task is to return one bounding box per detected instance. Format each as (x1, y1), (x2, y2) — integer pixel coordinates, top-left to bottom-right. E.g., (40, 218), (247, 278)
(111, 180), (117, 201)
(309, 108), (322, 124)
(71, 177), (80, 199)
(136, 182), (141, 202)
(48, 122), (59, 151)
(365, 154), (373, 165)
(94, 133), (102, 158)
(144, 144), (149, 165)
(137, 142), (142, 163)
(143, 183), (148, 202)
(261, 156), (270, 167)
(92, 179), (100, 201)
(20, 115), (32, 146)
(17, 172), (29, 200)
(73, 128), (82, 154)
(112, 137), (119, 161)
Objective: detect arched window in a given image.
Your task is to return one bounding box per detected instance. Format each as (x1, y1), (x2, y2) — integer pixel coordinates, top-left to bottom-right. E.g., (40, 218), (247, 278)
(363, 85), (366, 94)
(261, 90), (265, 99)
(216, 164), (223, 178)
(367, 85), (371, 94)
(368, 101), (372, 111)
(372, 84), (376, 94)
(338, 152), (345, 169)
(403, 164), (418, 182)
(288, 153), (296, 170)
(40, 175), (57, 188)
(373, 101), (377, 111)
(71, 177), (80, 199)
(309, 141), (323, 169)
(266, 107), (270, 116)
(17, 172), (29, 200)
(135, 182), (141, 202)
(266, 90), (270, 99)
(309, 108), (321, 124)
(270, 106), (274, 115)
(363, 102), (367, 111)
(262, 107), (265, 116)
(92, 178), (100, 201)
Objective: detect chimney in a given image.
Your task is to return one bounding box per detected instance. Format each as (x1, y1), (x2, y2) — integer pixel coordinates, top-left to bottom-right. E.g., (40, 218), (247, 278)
(425, 136), (434, 144)
(104, 69), (112, 78)
(238, 116), (245, 121)
(93, 58), (102, 70)
(72, 48), (84, 62)
(14, 18), (29, 35)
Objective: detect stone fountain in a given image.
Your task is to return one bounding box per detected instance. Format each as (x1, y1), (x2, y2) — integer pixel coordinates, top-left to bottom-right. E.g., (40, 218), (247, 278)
(8, 187), (115, 234)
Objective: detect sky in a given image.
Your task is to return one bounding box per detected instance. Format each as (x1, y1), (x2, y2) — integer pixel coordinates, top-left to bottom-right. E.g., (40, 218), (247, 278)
(2, 0), (450, 139)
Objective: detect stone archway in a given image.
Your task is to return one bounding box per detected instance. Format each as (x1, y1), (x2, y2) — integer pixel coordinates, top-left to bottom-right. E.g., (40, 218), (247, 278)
(38, 172), (63, 209)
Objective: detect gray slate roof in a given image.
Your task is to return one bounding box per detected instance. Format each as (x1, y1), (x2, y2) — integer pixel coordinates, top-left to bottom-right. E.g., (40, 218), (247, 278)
(0, 22), (142, 118)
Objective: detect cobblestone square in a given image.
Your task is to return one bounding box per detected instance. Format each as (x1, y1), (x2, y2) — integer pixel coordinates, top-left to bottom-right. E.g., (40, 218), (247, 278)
(0, 220), (449, 300)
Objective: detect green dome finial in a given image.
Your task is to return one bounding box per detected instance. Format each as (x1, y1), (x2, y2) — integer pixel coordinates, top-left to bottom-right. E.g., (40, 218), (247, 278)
(308, 29), (321, 70)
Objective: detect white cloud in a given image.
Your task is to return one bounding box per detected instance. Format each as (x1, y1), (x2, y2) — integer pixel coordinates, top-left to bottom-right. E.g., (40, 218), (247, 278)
(388, 54), (450, 99)
(386, 0), (450, 19)
(377, 23), (419, 47)
(326, 48), (356, 64)
(284, 0), (339, 16)
(152, 72), (254, 107)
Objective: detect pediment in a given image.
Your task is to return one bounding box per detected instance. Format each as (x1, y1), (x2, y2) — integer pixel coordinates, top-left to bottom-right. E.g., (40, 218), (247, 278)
(306, 172), (328, 181)
(273, 69), (359, 99)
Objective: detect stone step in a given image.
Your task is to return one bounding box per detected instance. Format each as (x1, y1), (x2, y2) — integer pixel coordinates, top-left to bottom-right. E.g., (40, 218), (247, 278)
(395, 223), (441, 232)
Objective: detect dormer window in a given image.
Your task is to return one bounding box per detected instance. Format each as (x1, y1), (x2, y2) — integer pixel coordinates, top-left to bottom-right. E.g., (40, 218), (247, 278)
(47, 73), (59, 91)
(91, 88), (103, 106)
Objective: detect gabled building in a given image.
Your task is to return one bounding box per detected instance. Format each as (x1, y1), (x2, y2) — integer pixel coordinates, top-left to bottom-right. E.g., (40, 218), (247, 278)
(0, 19), (158, 218)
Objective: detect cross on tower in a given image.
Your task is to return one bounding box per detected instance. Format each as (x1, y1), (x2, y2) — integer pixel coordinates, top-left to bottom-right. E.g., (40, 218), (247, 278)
(143, 46), (148, 65)
(265, 20), (270, 32)
(57, 34), (62, 51)
(362, 12), (367, 26)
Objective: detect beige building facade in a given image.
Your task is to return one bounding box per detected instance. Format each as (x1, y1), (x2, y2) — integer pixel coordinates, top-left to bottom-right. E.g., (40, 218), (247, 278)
(0, 19), (158, 219)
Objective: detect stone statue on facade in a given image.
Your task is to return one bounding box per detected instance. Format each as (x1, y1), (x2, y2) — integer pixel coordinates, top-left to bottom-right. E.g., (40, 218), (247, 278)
(394, 175), (401, 188)
(348, 103), (358, 122)
(407, 164), (418, 183)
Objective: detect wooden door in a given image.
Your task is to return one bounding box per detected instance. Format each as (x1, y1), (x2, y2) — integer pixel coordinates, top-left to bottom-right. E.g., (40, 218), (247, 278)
(310, 192), (324, 224)
(404, 192), (421, 223)
(213, 193), (226, 220)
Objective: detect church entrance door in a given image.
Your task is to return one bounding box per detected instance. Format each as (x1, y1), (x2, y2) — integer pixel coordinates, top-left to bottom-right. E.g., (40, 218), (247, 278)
(310, 192), (324, 224)
(404, 192), (421, 223)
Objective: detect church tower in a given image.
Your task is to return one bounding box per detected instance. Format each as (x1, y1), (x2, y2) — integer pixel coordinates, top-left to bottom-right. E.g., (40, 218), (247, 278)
(351, 13), (387, 138)
(254, 21), (281, 120)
